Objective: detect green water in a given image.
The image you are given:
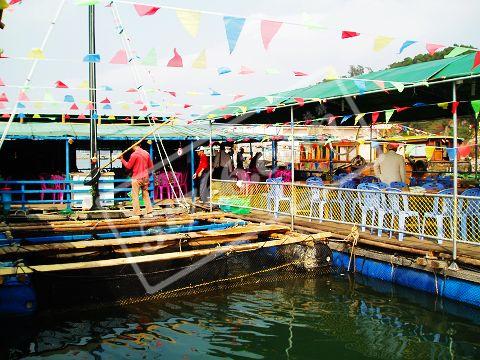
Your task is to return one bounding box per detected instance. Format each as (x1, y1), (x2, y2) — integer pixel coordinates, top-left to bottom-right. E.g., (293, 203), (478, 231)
(2, 274), (480, 359)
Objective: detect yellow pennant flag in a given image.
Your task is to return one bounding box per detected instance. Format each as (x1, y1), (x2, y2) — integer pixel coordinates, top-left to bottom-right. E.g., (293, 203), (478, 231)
(192, 49), (207, 69)
(425, 146), (435, 161)
(354, 113), (364, 125)
(107, 115), (115, 120)
(121, 103), (129, 110)
(34, 102), (43, 109)
(207, 114), (216, 119)
(239, 106), (247, 114)
(78, 80), (88, 89)
(28, 48), (45, 59)
(33, 114), (41, 118)
(186, 91), (200, 96)
(325, 66), (338, 81)
(437, 102), (449, 109)
(176, 10), (202, 38)
(390, 81), (405, 92)
(373, 36), (394, 52)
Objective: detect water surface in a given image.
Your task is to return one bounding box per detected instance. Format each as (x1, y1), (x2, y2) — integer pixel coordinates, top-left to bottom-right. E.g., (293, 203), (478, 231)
(2, 274), (480, 359)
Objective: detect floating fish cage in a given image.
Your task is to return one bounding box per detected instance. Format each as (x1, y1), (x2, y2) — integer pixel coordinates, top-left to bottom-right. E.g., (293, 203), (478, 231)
(0, 210), (332, 316)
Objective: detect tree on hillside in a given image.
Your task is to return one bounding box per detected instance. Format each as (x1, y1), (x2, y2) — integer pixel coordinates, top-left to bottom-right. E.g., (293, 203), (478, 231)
(347, 64), (372, 77)
(388, 44), (476, 69)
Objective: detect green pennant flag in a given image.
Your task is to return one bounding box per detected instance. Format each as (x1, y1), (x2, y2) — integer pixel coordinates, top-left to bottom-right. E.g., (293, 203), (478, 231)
(385, 109), (394, 123)
(471, 100), (480, 119)
(141, 48), (157, 66)
(444, 47), (472, 58)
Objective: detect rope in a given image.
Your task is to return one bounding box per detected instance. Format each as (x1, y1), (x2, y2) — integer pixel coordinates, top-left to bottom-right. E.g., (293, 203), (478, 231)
(346, 225), (359, 272)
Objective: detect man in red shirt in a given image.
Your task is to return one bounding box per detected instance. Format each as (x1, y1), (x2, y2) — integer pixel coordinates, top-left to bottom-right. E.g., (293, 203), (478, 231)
(192, 146), (209, 203)
(120, 144), (154, 217)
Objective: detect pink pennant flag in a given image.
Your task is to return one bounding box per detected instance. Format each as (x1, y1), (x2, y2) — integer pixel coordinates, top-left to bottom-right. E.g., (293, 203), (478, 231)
(239, 65), (254, 75)
(126, 88), (138, 92)
(165, 91), (176, 97)
(9, 0), (22, 5)
(373, 80), (388, 92)
(70, 103), (79, 110)
(472, 51), (480, 70)
(86, 103), (94, 110)
(341, 31), (360, 39)
(219, 105), (227, 110)
(167, 48), (183, 67)
(139, 105), (148, 111)
(18, 91), (29, 101)
(451, 101), (459, 114)
(0, 78), (4, 86)
(77, 113), (86, 120)
(0, 103), (5, 110)
(371, 111), (380, 125)
(394, 106), (410, 112)
(55, 80), (68, 88)
(233, 94), (245, 101)
(294, 97), (305, 106)
(261, 20), (283, 50)
(426, 43), (444, 55)
(294, 71), (308, 76)
(109, 49), (128, 64)
(134, 4), (160, 16)
(184, 104), (192, 109)
(2, 113), (10, 118)
(134, 99), (144, 105)
(0, 93), (8, 102)
(328, 116), (337, 124)
(100, 97), (110, 104)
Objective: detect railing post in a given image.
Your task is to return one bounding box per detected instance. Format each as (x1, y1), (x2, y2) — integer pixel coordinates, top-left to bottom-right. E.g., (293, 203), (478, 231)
(290, 106), (295, 230)
(21, 183), (26, 210)
(450, 81), (459, 271)
(209, 120), (213, 212)
(65, 139), (71, 210)
(149, 141), (154, 202)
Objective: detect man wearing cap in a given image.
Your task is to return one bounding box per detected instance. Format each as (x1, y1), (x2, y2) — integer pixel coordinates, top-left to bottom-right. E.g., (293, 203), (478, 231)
(374, 143), (406, 185)
(193, 146), (209, 203)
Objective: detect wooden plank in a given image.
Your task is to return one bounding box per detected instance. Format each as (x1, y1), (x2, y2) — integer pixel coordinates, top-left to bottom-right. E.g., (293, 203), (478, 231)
(0, 231), (322, 275)
(0, 223), (290, 256)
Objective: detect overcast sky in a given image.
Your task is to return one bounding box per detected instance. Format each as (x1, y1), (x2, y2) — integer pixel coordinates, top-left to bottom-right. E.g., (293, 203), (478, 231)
(1, 0), (479, 121)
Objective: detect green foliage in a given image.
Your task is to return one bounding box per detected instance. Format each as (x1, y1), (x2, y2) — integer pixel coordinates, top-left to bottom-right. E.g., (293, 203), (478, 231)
(388, 44), (476, 69)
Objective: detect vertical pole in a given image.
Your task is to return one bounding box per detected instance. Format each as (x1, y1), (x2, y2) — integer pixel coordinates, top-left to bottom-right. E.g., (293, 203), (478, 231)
(475, 116), (478, 179)
(149, 142), (154, 202)
(21, 184), (26, 210)
(450, 81), (459, 270)
(209, 120), (213, 212)
(65, 139), (71, 210)
(369, 125), (373, 163)
(190, 140), (195, 203)
(290, 107), (295, 230)
(88, 4), (100, 209)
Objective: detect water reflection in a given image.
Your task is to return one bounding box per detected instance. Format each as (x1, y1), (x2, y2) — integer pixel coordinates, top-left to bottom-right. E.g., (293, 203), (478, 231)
(1, 274), (480, 359)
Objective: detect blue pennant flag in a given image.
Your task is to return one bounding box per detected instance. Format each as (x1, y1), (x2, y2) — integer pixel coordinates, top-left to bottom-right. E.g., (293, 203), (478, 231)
(413, 102), (427, 107)
(92, 113), (99, 120)
(399, 40), (417, 54)
(217, 67), (231, 75)
(210, 88), (221, 96)
(340, 114), (353, 124)
(223, 16), (246, 54)
(102, 85), (113, 91)
(17, 113), (25, 119)
(64, 95), (74, 103)
(17, 103), (26, 109)
(103, 104), (112, 110)
(83, 53), (101, 63)
(353, 80), (366, 94)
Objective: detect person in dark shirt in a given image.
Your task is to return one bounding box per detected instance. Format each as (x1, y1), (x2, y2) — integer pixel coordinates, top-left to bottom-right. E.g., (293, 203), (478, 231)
(236, 147), (245, 170)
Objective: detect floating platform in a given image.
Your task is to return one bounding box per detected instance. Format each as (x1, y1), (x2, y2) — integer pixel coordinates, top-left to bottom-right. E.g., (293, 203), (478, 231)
(0, 209), (332, 316)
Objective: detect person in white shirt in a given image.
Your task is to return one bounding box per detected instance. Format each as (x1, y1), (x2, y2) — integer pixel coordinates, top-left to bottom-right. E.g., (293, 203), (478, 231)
(373, 143), (407, 185)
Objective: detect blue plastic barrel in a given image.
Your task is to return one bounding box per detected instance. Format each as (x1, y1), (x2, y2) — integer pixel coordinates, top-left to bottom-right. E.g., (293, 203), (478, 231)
(1, 187), (12, 213)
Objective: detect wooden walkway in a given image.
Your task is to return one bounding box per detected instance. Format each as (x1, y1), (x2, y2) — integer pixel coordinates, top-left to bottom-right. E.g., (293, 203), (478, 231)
(227, 209), (480, 268)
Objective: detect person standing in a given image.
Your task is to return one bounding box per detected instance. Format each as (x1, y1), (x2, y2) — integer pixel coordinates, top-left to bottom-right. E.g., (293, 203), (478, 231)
(213, 143), (233, 180)
(236, 147), (245, 170)
(193, 146), (209, 203)
(373, 143), (407, 185)
(120, 143), (154, 217)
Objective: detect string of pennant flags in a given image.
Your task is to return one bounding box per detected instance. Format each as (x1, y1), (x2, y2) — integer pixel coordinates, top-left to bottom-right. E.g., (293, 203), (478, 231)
(67, 0), (480, 70)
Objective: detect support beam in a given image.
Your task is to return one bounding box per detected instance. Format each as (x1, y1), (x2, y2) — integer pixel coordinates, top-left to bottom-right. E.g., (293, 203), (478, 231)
(190, 140), (195, 203)
(65, 139), (71, 210)
(450, 81), (459, 270)
(149, 142), (154, 202)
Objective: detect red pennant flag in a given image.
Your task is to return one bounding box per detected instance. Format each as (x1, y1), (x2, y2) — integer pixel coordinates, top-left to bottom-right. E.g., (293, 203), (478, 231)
(458, 145), (471, 159)
(167, 48), (183, 67)
(451, 101), (459, 114)
(0, 93), (8, 102)
(55, 80), (68, 88)
(109, 49), (128, 64)
(239, 66), (254, 75)
(126, 88), (138, 92)
(305, 119), (313, 125)
(266, 106), (275, 113)
(0, 78), (4, 86)
(393, 106), (410, 112)
(64, 114), (70, 120)
(139, 105), (148, 111)
(294, 97), (305, 106)
(134, 4), (160, 16)
(77, 113), (86, 120)
(472, 51), (480, 70)
(219, 105), (227, 110)
(233, 94), (245, 101)
(184, 104), (192, 109)
(261, 20), (283, 50)
(341, 31), (360, 39)
(223, 114), (233, 120)
(371, 111), (380, 125)
(165, 91), (176, 97)
(293, 71), (308, 77)
(100, 97), (110, 104)
(9, 0), (22, 5)
(70, 103), (79, 110)
(134, 100), (144, 105)
(18, 91), (29, 101)
(426, 43), (444, 55)
(2, 113), (10, 118)
(86, 103), (94, 110)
